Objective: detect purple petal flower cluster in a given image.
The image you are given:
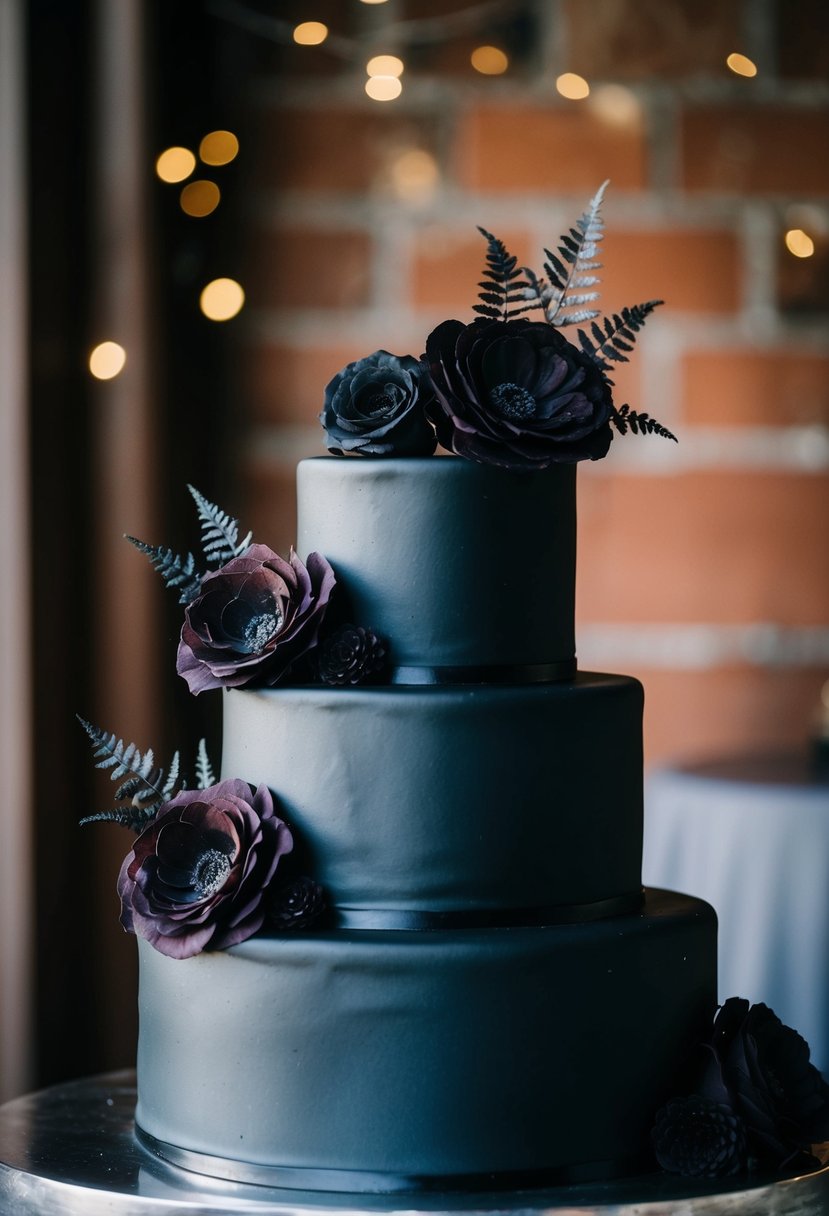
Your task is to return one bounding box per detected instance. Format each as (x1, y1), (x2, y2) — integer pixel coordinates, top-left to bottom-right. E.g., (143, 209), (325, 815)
(425, 318), (613, 470)
(321, 350), (437, 457)
(117, 779), (293, 959)
(177, 544), (335, 694)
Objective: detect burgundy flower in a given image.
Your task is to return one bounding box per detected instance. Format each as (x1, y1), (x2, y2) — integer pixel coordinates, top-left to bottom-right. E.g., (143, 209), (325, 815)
(315, 624), (386, 686)
(425, 317), (613, 469)
(117, 779), (293, 959)
(703, 998), (829, 1169)
(652, 1096), (747, 1178)
(177, 544), (336, 693)
(321, 350), (437, 457)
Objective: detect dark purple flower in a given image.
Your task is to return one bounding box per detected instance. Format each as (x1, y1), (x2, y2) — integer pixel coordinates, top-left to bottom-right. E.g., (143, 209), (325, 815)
(652, 1096), (747, 1178)
(268, 876), (326, 930)
(117, 779), (293, 959)
(315, 624), (386, 686)
(425, 317), (613, 469)
(321, 350), (437, 457)
(703, 998), (829, 1169)
(177, 544), (336, 693)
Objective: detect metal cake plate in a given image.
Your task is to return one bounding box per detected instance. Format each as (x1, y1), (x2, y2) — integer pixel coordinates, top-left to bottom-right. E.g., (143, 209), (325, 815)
(1, 1072), (828, 1215)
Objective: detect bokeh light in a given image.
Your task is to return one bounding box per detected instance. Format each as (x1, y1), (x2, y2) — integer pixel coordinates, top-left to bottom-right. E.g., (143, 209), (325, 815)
(293, 22), (328, 45)
(199, 130), (239, 166)
(366, 76), (402, 101)
(200, 278), (245, 321)
(180, 180), (221, 217)
(785, 228), (815, 258)
(156, 146), (196, 183)
(89, 342), (127, 380)
(367, 55), (404, 78)
(588, 84), (642, 128)
(471, 46), (509, 75)
(726, 52), (758, 77)
(388, 149), (440, 203)
(556, 73), (590, 100)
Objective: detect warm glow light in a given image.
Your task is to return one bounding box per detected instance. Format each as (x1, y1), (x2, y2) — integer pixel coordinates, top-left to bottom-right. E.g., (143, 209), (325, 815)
(293, 21), (328, 45)
(365, 76), (402, 101)
(89, 341), (127, 380)
(359, 0), (389, 5)
(388, 148), (440, 203)
(180, 180), (221, 217)
(367, 54), (404, 77)
(200, 278), (245, 321)
(556, 72), (590, 100)
(785, 228), (815, 258)
(727, 52), (758, 77)
(156, 146), (196, 183)
(588, 84), (642, 127)
(470, 45), (509, 75)
(199, 130), (239, 166)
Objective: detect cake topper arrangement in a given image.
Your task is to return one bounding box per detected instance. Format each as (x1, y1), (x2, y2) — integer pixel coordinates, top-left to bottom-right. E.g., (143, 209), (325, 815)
(321, 181), (676, 469)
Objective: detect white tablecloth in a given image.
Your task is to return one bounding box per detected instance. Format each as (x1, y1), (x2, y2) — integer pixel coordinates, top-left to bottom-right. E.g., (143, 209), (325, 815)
(644, 753), (829, 1075)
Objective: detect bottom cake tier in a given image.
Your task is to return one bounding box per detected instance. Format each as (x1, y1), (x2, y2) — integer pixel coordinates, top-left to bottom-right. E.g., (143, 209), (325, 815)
(135, 888), (716, 1193)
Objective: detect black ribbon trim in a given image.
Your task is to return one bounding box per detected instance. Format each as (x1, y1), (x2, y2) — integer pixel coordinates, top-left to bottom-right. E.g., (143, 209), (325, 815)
(389, 658), (577, 686)
(329, 890), (644, 931)
(136, 1125), (647, 1194)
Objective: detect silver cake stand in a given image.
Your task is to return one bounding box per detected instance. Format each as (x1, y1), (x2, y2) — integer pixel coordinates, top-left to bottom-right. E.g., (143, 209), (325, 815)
(1, 1072), (828, 1216)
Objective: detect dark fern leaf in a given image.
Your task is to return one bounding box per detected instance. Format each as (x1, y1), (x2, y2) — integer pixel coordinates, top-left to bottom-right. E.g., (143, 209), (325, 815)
(578, 299), (663, 372)
(476, 227), (534, 321)
(187, 484), (253, 569)
(611, 404), (677, 442)
(77, 716), (187, 833)
(78, 807), (155, 830)
(125, 536), (203, 605)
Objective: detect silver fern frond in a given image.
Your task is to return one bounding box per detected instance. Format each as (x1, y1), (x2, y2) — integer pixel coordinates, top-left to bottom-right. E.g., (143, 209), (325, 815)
(187, 484), (253, 568)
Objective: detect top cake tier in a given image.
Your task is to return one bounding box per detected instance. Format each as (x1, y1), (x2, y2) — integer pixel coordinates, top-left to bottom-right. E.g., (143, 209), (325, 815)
(297, 457), (576, 677)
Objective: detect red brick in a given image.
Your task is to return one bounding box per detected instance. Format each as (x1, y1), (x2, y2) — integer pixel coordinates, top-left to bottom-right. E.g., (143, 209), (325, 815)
(242, 343), (379, 426)
(455, 102), (647, 192)
(240, 463), (299, 559)
(564, 0), (742, 80)
(411, 227), (534, 312)
(682, 350), (829, 427)
(252, 109), (441, 193)
(600, 229), (740, 314)
(681, 106), (829, 195)
(639, 667), (827, 768)
(245, 227), (372, 310)
(576, 470), (829, 625)
(776, 0), (829, 80)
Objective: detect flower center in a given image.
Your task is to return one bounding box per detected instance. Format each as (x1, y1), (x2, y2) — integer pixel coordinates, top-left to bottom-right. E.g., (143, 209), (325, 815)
(366, 384), (403, 417)
(243, 609), (283, 653)
(490, 382), (537, 420)
(192, 848), (232, 898)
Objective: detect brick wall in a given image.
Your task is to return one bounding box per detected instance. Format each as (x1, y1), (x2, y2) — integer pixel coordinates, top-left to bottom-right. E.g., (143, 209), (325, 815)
(235, 0), (829, 768)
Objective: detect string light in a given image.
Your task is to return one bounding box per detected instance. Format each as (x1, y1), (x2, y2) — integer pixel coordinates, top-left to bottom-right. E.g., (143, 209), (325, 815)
(200, 279), (245, 321)
(556, 73), (590, 100)
(726, 52), (757, 77)
(89, 342), (127, 380)
(366, 76), (402, 101)
(367, 54), (404, 77)
(388, 148), (440, 203)
(471, 45), (508, 75)
(588, 84), (642, 128)
(785, 229), (815, 258)
(156, 147), (196, 184)
(180, 180), (221, 217)
(293, 22), (328, 45)
(359, 0), (389, 5)
(199, 130), (239, 166)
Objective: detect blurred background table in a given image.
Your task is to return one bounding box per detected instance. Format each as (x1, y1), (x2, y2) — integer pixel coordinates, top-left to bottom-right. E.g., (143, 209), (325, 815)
(644, 749), (829, 1074)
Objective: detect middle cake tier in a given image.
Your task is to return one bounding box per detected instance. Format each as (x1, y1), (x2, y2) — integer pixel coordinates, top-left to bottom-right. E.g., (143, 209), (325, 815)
(221, 671), (643, 916)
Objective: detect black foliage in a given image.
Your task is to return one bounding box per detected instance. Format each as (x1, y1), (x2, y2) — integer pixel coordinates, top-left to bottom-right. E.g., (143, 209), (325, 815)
(577, 300), (664, 379)
(473, 228), (534, 322)
(611, 404), (677, 442)
(124, 536), (203, 605)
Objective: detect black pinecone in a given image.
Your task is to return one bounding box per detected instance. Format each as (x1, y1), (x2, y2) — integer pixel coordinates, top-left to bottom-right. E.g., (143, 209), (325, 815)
(652, 1096), (747, 1178)
(268, 876), (326, 930)
(316, 625), (386, 686)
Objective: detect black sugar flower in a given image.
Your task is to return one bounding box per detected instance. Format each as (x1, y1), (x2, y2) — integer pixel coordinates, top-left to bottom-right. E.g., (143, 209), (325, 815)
(425, 317), (613, 470)
(652, 1096), (747, 1179)
(315, 624), (386, 686)
(321, 350), (437, 457)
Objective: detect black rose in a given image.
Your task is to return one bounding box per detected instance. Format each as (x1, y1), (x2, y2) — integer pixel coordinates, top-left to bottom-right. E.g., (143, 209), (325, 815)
(321, 351), (437, 457)
(315, 624), (386, 686)
(425, 317), (612, 469)
(708, 998), (829, 1169)
(652, 1096), (747, 1178)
